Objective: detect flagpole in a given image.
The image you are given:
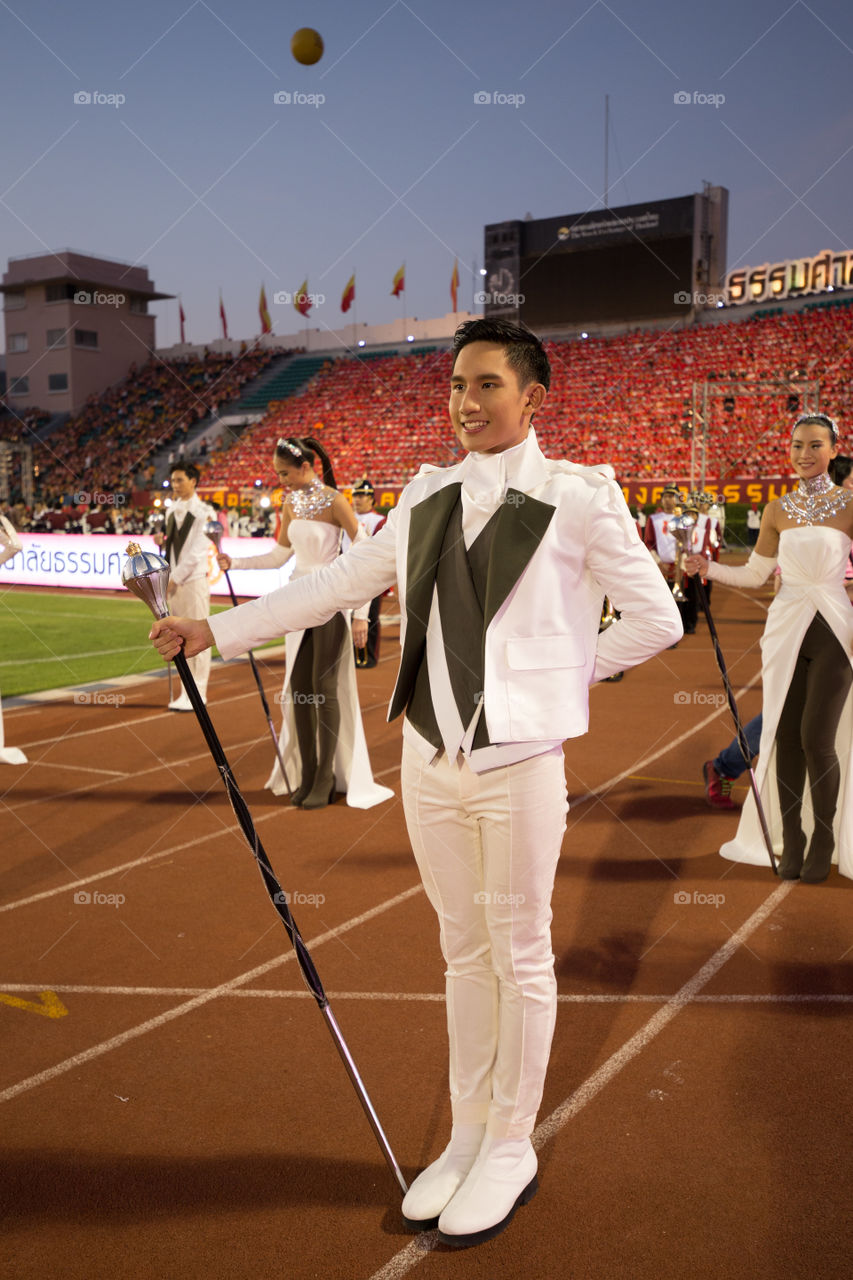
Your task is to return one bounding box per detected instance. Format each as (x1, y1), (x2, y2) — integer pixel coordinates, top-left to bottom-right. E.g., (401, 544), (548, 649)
(402, 260), (406, 343)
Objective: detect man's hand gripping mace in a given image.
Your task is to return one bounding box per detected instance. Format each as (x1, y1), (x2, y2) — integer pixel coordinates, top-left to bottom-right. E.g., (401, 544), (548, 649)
(122, 543), (408, 1195)
(203, 520), (292, 796)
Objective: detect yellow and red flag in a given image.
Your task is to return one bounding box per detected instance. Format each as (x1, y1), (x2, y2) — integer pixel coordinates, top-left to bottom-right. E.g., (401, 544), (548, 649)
(391, 263), (405, 297)
(450, 259), (459, 312)
(259, 285), (272, 334)
(341, 273), (356, 313)
(294, 280), (312, 317)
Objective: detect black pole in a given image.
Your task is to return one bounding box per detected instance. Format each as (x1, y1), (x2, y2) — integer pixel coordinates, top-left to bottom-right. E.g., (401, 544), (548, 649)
(694, 577), (777, 874)
(222, 568), (292, 795)
(169, 648), (408, 1192)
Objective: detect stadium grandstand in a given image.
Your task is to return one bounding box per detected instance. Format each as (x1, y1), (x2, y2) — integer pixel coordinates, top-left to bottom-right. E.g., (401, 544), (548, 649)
(1, 295), (852, 513)
(203, 298), (853, 492)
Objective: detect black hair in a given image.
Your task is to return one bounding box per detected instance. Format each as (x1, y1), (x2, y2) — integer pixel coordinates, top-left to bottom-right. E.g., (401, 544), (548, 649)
(275, 436), (336, 488)
(791, 411), (839, 444)
(170, 461), (200, 483)
(451, 318), (551, 392)
(829, 454), (852, 485)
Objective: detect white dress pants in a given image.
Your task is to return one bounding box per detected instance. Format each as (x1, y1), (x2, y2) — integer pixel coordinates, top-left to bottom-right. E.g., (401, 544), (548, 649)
(401, 740), (568, 1140)
(170, 576), (211, 700)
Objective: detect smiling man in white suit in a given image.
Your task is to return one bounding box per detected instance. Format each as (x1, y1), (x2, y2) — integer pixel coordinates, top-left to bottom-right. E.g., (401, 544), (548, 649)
(149, 318), (682, 1247)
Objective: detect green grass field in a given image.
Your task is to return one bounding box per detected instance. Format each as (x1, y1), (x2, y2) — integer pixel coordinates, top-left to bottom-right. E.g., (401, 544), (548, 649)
(0, 592), (234, 697)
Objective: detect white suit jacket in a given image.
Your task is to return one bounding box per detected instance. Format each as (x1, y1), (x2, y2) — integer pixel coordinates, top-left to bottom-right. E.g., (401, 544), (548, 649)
(210, 433), (682, 744)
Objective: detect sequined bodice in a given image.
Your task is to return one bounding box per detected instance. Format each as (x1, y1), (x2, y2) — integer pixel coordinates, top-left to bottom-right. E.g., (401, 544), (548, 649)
(288, 519), (341, 577)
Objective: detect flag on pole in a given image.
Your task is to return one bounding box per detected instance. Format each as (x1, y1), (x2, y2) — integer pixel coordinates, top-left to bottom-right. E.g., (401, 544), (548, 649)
(294, 280), (312, 317)
(179, 300), (186, 344)
(391, 264), (405, 297)
(341, 273), (356, 313)
(259, 285), (272, 334)
(450, 259), (459, 312)
(219, 292), (229, 340)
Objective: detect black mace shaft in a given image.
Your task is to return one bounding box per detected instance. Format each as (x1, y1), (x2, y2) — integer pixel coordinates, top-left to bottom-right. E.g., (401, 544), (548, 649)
(171, 649), (408, 1193)
(694, 577), (777, 874)
(222, 567), (293, 796)
(123, 546), (407, 1195)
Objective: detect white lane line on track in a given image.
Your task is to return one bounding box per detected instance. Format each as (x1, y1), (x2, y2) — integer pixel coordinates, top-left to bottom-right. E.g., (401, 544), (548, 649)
(5, 734), (273, 814)
(0, 759), (402, 915)
(0, 883), (424, 1105)
(19, 761), (128, 777)
(366, 880), (793, 1280)
(2, 670), (756, 909)
(1, 984), (850, 1004)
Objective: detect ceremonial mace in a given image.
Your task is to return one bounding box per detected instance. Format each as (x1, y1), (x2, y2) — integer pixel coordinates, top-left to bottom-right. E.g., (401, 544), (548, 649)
(122, 543), (408, 1195)
(147, 510), (173, 702)
(671, 514), (778, 875)
(203, 519), (292, 795)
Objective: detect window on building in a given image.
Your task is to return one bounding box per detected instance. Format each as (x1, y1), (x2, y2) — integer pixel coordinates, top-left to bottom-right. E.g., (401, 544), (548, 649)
(45, 283), (79, 303)
(129, 296), (148, 314)
(8, 333), (28, 353)
(48, 373), (69, 392)
(8, 377), (30, 396)
(74, 329), (98, 349)
(3, 290), (26, 310)
(46, 328), (68, 349)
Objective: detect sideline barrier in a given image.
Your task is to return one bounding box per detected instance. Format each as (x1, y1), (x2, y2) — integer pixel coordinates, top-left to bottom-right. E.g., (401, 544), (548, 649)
(0, 534), (292, 598)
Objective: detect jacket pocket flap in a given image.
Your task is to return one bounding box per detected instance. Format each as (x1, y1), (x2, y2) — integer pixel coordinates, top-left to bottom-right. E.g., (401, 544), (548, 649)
(505, 634), (586, 670)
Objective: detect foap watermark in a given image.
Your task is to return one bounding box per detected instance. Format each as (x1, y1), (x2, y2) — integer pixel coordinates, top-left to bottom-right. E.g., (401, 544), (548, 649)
(467, 489), (527, 508)
(73, 290), (125, 307)
(73, 490), (127, 506)
(273, 90), (325, 108)
(473, 891), (526, 906)
(275, 691), (326, 706)
(273, 889), (326, 907)
(674, 890), (725, 908)
(674, 290), (727, 307)
(74, 889), (126, 908)
(74, 90), (125, 108)
(473, 91), (525, 108)
(674, 690), (727, 709)
(73, 691), (126, 707)
(673, 90), (725, 108)
(273, 290), (326, 307)
(474, 291), (525, 307)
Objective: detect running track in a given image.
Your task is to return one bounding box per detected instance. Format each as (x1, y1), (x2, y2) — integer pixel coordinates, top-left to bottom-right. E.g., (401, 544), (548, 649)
(1, 585), (850, 1279)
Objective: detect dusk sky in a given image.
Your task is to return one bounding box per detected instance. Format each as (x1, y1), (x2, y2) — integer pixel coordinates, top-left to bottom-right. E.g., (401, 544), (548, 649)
(2, 0), (852, 350)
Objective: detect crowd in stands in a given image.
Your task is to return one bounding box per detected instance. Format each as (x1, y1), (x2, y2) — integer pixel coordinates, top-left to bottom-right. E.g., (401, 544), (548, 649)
(202, 299), (853, 490)
(2, 302), (852, 529)
(0, 345), (275, 508)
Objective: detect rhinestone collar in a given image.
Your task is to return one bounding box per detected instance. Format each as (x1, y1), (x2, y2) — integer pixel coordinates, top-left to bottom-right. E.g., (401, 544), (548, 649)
(288, 477), (337, 520)
(780, 472), (851, 525)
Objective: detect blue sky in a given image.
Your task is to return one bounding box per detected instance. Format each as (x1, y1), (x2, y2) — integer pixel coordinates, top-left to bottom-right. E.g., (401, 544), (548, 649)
(1, 0), (852, 349)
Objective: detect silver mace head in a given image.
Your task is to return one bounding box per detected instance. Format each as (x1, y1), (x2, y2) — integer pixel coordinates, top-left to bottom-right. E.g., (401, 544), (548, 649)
(203, 518), (223, 552)
(122, 541), (171, 619)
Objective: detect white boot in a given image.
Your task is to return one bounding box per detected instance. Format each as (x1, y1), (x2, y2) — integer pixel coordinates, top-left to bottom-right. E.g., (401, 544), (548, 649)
(401, 1122), (485, 1230)
(437, 1134), (538, 1247)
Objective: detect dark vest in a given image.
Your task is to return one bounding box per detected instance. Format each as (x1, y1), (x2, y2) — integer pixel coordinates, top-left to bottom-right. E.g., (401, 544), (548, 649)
(388, 480), (557, 734)
(406, 496), (502, 751)
(165, 510), (196, 564)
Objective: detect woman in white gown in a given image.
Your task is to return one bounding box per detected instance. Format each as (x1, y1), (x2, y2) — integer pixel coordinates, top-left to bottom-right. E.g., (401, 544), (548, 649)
(687, 413), (853, 883)
(217, 437), (393, 812)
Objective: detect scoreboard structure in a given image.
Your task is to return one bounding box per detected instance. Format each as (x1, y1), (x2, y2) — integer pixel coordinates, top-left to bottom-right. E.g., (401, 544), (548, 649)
(482, 186), (728, 330)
